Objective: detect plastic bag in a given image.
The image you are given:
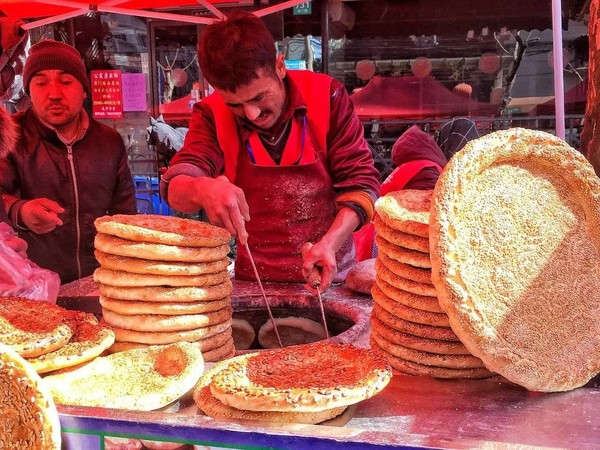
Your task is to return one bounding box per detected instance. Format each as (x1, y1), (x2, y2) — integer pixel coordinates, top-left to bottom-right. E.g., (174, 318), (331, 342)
(0, 222), (60, 303)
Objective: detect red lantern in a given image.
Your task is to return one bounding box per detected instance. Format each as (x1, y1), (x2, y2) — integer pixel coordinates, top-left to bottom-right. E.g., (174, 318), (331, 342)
(453, 82), (473, 98)
(356, 59), (376, 81)
(478, 53), (500, 74)
(411, 57), (432, 78)
(170, 68), (188, 87)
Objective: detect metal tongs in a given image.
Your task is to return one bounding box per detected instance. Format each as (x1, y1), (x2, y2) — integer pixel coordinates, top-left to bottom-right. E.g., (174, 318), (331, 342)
(301, 243), (330, 339)
(244, 242), (283, 348)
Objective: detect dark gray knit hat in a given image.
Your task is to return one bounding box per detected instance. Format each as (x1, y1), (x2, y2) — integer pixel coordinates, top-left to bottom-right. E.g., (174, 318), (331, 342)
(23, 40), (89, 94)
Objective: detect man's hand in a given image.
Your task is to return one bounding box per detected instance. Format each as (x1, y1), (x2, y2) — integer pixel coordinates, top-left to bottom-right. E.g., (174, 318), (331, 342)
(169, 175), (250, 245)
(301, 241), (337, 294)
(20, 198), (64, 234)
(5, 236), (27, 259)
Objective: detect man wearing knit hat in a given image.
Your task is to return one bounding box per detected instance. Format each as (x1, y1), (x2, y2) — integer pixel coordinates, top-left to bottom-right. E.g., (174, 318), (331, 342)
(0, 39), (136, 283)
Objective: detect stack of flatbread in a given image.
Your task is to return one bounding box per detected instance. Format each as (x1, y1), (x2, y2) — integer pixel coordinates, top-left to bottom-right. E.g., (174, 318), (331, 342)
(0, 296), (115, 374)
(370, 190), (494, 379)
(94, 214), (235, 362)
(194, 341), (392, 424)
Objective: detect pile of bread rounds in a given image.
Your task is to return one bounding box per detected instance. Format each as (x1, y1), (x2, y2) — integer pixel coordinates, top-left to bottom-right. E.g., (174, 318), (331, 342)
(371, 191), (493, 379)
(94, 214), (235, 362)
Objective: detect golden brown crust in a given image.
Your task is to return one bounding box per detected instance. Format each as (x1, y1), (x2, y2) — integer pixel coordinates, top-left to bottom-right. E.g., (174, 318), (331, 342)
(375, 235), (431, 268)
(374, 214), (430, 252)
(345, 258), (376, 295)
(94, 214), (231, 248)
(99, 296), (230, 316)
(374, 190), (432, 238)
(44, 342), (204, 410)
(95, 250), (229, 276)
(375, 259), (436, 297)
(193, 355), (347, 423)
(370, 314), (458, 342)
(430, 128), (600, 391)
(105, 319), (232, 344)
(99, 281), (232, 302)
(370, 338), (495, 379)
(372, 285), (449, 327)
(95, 233), (230, 263)
(94, 267), (229, 287)
(0, 343), (62, 449)
(371, 329), (485, 369)
(0, 316), (73, 358)
(202, 338), (236, 362)
(375, 275), (443, 313)
(101, 306), (232, 332)
(209, 342), (392, 412)
(378, 252), (432, 284)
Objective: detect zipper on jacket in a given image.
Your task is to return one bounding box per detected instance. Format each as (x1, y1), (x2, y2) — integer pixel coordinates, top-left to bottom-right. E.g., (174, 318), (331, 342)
(66, 145), (82, 279)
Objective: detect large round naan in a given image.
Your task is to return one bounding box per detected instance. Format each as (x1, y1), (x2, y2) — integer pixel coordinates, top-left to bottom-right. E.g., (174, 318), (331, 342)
(94, 214), (231, 247)
(430, 128), (600, 392)
(210, 342), (392, 412)
(44, 342), (204, 410)
(0, 343), (61, 449)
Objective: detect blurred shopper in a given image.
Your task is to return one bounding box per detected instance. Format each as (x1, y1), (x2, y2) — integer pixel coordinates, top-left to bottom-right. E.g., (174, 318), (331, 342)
(0, 40), (136, 283)
(0, 106), (27, 258)
(161, 11), (380, 293)
(435, 117), (480, 160)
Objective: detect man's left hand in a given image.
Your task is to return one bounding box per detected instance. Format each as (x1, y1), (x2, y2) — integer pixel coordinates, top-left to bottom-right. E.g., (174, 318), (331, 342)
(301, 241), (337, 294)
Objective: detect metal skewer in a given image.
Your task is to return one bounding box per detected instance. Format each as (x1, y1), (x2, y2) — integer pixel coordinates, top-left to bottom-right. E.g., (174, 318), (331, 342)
(244, 242), (283, 348)
(301, 242), (330, 339)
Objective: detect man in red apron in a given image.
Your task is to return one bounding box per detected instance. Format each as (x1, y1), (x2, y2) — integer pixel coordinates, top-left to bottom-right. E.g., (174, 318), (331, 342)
(161, 11), (380, 293)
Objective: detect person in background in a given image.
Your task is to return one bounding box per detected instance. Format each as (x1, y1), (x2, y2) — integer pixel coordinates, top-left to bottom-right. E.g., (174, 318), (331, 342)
(0, 106), (27, 258)
(160, 11), (380, 293)
(354, 125), (448, 261)
(435, 117), (480, 160)
(0, 40), (136, 283)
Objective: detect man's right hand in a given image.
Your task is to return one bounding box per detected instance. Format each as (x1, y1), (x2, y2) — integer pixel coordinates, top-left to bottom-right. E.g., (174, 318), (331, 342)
(168, 175), (250, 245)
(20, 198), (64, 234)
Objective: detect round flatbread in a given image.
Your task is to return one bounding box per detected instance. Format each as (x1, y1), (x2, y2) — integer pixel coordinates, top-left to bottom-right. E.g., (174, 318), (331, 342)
(372, 285), (449, 327)
(430, 128), (600, 391)
(26, 313), (115, 374)
(106, 319), (232, 345)
(0, 297), (76, 358)
(108, 327), (232, 354)
(202, 338), (236, 362)
(210, 342), (392, 412)
(378, 252), (432, 284)
(194, 356), (344, 423)
(376, 235), (431, 268)
(95, 233), (230, 263)
(371, 329), (484, 369)
(94, 267), (229, 287)
(0, 343), (61, 449)
(375, 275), (443, 313)
(231, 318), (256, 350)
(374, 190), (432, 238)
(345, 258), (376, 294)
(370, 339), (494, 379)
(95, 214), (231, 247)
(44, 342), (204, 411)
(194, 355), (347, 424)
(258, 317), (327, 349)
(371, 313), (469, 355)
(375, 259), (437, 297)
(99, 281), (232, 302)
(95, 250), (229, 276)
(374, 215), (430, 253)
(370, 314), (458, 342)
(100, 296), (230, 316)
(102, 306), (232, 332)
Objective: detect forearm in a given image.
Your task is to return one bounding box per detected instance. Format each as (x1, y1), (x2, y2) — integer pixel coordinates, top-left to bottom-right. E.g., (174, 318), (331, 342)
(167, 175), (207, 213)
(317, 206), (361, 253)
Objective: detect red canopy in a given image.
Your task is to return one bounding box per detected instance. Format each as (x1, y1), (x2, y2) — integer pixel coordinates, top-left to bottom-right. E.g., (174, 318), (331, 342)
(0, 0), (306, 28)
(350, 75), (498, 120)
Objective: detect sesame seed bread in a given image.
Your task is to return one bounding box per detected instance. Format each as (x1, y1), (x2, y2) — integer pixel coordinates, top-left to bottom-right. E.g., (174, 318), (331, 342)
(99, 296), (230, 316)
(0, 316), (72, 359)
(374, 190), (432, 238)
(374, 214), (430, 253)
(93, 267), (229, 288)
(345, 258), (376, 295)
(430, 128), (600, 391)
(99, 281), (232, 302)
(94, 214), (231, 248)
(375, 235), (431, 268)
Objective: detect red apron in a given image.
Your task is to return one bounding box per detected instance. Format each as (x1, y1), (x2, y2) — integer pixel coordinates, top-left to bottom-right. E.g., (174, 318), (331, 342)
(353, 159), (443, 261)
(234, 116), (354, 282)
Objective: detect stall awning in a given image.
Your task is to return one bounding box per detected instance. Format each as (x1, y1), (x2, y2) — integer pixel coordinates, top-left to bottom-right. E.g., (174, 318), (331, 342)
(350, 75), (498, 120)
(0, 0), (308, 28)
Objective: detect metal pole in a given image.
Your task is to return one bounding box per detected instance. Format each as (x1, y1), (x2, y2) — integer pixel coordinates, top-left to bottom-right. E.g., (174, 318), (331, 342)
(321, 0), (329, 75)
(552, 0), (566, 139)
